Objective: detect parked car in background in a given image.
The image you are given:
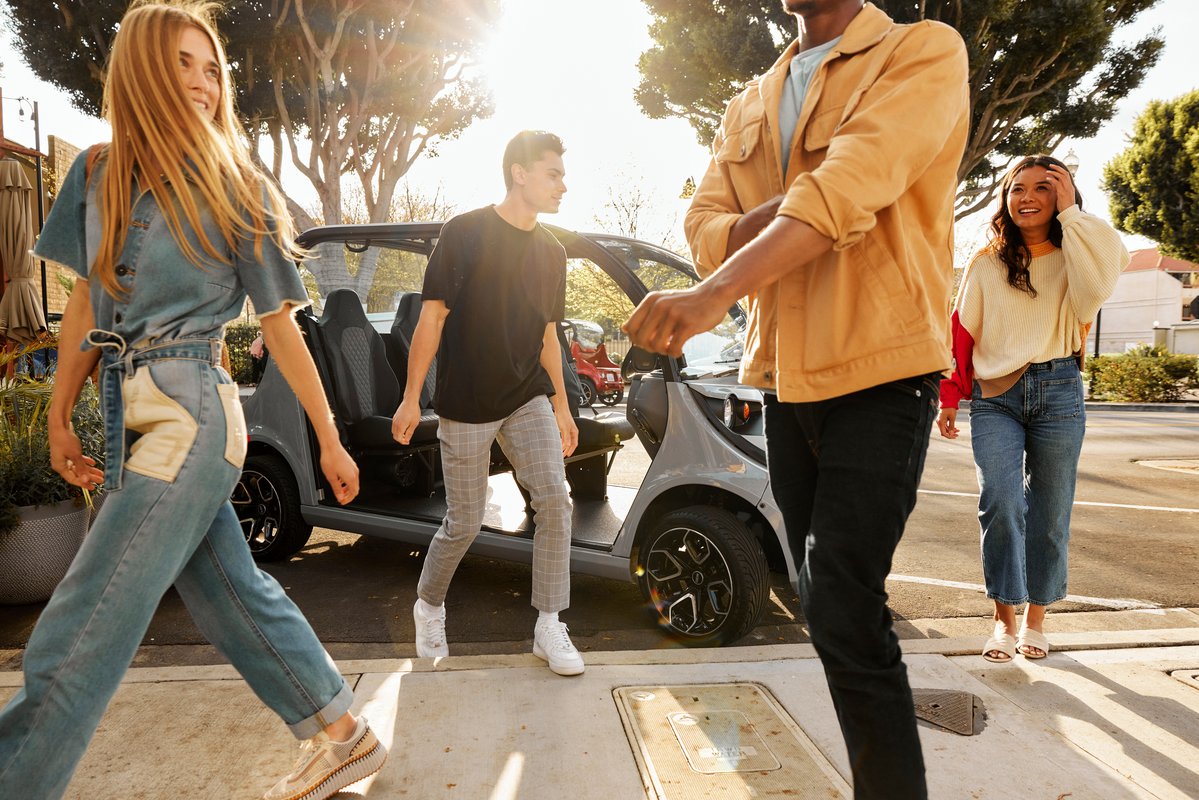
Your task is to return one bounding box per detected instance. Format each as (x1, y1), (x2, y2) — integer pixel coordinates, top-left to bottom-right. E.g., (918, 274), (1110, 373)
(564, 318), (624, 406)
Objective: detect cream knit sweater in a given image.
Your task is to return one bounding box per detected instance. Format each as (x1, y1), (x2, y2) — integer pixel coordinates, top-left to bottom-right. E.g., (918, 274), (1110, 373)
(957, 205), (1129, 382)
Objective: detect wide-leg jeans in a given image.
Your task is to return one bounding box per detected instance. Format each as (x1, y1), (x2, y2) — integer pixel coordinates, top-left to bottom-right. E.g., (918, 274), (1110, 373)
(0, 359), (352, 800)
(970, 357), (1085, 607)
(765, 374), (939, 800)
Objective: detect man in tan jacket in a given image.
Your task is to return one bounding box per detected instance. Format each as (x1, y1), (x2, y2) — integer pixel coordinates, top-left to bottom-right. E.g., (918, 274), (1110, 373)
(625, 2), (969, 797)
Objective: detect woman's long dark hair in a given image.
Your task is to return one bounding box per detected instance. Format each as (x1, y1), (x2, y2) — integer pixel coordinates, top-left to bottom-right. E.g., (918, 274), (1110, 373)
(984, 154), (1084, 297)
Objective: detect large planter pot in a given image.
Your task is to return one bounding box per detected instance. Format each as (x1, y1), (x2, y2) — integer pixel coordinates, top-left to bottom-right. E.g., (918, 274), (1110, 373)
(0, 498), (89, 605)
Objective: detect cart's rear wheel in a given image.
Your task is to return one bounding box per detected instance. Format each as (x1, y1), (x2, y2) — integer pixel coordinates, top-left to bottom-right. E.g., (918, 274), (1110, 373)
(233, 454), (312, 562)
(635, 505), (768, 647)
(600, 387), (624, 406)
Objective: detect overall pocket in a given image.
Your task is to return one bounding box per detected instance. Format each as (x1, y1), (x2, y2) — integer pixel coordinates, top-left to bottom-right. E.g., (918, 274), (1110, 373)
(217, 383), (248, 468)
(123, 368), (199, 482)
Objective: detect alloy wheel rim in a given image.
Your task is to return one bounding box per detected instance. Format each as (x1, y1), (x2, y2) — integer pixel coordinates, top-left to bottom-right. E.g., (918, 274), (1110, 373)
(231, 469), (282, 552)
(644, 525), (733, 636)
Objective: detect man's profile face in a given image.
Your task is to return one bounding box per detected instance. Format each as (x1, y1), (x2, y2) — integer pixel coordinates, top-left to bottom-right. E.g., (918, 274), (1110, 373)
(514, 151), (567, 215)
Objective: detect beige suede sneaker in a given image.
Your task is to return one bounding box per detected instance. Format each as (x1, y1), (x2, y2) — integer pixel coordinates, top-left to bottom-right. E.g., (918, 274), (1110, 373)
(263, 716), (387, 800)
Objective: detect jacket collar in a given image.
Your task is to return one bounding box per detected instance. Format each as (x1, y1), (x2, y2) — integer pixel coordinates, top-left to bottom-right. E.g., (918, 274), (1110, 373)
(766, 2), (894, 82)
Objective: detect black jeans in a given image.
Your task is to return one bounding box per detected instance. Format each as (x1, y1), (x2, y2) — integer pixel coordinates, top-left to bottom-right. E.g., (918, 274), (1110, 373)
(764, 373), (939, 800)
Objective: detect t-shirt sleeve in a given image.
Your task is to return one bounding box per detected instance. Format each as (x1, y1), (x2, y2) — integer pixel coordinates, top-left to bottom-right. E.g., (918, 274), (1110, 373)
(421, 217), (469, 308)
(33, 151), (90, 280)
(234, 186), (311, 319)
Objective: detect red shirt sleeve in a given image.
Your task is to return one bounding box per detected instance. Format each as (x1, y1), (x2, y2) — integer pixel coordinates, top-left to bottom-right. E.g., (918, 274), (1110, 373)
(939, 309), (974, 409)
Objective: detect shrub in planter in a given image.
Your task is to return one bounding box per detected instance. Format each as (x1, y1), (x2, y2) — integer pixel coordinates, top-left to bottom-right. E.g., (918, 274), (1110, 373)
(0, 340), (106, 604)
(1086, 346), (1199, 403)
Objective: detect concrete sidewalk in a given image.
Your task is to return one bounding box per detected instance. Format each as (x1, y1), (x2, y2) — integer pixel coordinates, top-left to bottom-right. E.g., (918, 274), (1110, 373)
(2, 609), (1198, 799)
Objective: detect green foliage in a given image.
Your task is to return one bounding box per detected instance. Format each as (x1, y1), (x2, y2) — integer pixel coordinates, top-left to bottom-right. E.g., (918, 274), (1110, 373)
(1086, 347), (1199, 402)
(0, 340), (105, 534)
(635, 0), (1164, 215)
(224, 323), (261, 385)
(1103, 90), (1199, 263)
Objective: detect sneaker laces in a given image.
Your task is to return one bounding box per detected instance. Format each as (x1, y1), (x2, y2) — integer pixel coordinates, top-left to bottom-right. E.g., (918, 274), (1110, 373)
(538, 622), (575, 655)
(423, 611), (447, 650)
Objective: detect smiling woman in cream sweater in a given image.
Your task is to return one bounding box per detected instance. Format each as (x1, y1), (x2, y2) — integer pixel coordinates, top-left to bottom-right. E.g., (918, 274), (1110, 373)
(938, 154), (1128, 664)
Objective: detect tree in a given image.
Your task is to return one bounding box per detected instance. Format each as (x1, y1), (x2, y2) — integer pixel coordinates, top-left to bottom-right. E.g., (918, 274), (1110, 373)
(1103, 90), (1199, 263)
(634, 0), (1164, 218)
(3, 0), (497, 299)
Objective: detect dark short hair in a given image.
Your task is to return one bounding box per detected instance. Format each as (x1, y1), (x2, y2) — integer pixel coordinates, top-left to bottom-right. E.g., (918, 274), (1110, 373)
(502, 130), (566, 191)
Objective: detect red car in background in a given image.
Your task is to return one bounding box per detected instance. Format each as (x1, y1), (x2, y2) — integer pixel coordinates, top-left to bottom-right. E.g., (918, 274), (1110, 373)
(566, 318), (624, 406)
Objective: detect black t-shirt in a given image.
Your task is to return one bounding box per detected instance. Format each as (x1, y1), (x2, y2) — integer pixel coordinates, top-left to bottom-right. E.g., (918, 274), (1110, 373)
(422, 205), (567, 423)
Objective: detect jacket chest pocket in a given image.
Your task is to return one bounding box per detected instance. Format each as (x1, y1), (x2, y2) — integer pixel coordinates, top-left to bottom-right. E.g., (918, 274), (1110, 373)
(715, 122), (772, 195)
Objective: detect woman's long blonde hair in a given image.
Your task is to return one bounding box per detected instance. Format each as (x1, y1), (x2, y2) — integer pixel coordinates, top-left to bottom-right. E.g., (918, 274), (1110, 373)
(94, 0), (303, 300)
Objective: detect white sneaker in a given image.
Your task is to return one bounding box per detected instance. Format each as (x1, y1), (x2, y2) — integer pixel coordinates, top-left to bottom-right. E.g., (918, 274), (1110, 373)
(533, 621), (585, 675)
(263, 716), (386, 800)
(413, 598), (448, 658)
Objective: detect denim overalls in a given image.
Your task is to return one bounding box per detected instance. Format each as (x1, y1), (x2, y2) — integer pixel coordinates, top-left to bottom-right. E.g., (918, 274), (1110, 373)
(0, 151), (352, 800)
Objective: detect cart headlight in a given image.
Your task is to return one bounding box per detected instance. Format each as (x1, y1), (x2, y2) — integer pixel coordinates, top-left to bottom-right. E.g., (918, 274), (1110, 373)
(723, 394), (750, 429)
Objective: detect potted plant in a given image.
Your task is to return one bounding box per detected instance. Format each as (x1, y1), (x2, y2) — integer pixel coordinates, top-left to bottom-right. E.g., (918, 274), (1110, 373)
(0, 339), (106, 605)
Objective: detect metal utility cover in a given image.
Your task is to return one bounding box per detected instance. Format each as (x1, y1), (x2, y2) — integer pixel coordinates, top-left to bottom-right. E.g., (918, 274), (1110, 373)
(614, 683), (849, 799)
(1170, 670), (1199, 691)
(911, 688), (976, 736)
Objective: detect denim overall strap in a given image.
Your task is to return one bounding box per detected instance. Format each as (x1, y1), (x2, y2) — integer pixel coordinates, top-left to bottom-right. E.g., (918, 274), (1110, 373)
(85, 330), (224, 490)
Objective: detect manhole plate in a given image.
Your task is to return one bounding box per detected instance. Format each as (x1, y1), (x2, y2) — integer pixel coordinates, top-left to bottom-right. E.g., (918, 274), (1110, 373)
(614, 684), (849, 799)
(1170, 670), (1199, 691)
(912, 688), (977, 736)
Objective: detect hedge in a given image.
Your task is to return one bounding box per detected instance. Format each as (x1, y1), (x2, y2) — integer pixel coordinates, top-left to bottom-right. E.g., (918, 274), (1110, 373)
(224, 322), (260, 384)
(1086, 345), (1198, 403)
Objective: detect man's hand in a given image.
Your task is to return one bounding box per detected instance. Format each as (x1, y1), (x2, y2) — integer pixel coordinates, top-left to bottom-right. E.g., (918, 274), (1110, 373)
(937, 407), (959, 439)
(555, 402), (578, 457)
(320, 441), (359, 505)
(623, 281), (733, 358)
(50, 423), (104, 490)
(392, 398), (423, 445)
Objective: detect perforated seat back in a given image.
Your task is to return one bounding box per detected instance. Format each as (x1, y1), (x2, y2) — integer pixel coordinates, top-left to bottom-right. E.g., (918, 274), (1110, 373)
(391, 292), (437, 411)
(315, 289), (401, 424)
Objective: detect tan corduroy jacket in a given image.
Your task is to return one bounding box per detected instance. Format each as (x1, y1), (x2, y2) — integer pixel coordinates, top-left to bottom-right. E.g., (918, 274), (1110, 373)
(684, 3), (970, 402)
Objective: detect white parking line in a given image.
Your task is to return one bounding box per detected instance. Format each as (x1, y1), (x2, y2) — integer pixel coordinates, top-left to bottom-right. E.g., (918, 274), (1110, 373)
(885, 574), (1162, 610)
(918, 489), (1199, 514)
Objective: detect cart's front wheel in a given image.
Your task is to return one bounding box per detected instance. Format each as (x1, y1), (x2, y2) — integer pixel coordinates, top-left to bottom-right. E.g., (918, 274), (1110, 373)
(233, 454), (313, 562)
(635, 505), (769, 647)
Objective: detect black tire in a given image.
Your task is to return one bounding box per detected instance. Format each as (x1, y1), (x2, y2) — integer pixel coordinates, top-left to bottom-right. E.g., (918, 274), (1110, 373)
(232, 454), (313, 562)
(635, 505), (769, 647)
(579, 376), (597, 406)
(600, 387), (624, 406)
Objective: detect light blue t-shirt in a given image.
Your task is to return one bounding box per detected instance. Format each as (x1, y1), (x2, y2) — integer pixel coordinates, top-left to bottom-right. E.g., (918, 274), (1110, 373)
(778, 36), (842, 175)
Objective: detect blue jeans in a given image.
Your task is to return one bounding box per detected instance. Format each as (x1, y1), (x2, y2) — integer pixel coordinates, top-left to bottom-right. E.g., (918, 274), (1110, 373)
(764, 373), (939, 800)
(0, 356), (351, 800)
(970, 358), (1085, 607)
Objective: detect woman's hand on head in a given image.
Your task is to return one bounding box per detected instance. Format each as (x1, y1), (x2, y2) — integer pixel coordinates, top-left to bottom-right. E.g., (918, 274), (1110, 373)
(1047, 164), (1077, 213)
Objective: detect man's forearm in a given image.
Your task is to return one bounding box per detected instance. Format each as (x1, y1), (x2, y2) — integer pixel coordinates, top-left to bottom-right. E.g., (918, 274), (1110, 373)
(540, 326), (570, 415)
(403, 317), (443, 406)
(708, 215), (835, 306)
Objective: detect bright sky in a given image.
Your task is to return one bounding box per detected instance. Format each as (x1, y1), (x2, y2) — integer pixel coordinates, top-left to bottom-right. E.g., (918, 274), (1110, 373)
(1, 0), (1196, 256)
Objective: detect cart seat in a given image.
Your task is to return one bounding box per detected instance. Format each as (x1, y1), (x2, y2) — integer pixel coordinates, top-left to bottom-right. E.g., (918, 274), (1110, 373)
(576, 412), (635, 449)
(313, 289), (434, 451)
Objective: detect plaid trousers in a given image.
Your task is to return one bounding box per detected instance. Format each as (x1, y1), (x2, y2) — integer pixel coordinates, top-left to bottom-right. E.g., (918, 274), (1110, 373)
(417, 396), (573, 612)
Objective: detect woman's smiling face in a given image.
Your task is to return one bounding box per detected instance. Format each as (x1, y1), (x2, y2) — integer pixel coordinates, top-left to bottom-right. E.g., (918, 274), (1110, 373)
(1005, 166), (1055, 242)
(178, 25), (221, 121)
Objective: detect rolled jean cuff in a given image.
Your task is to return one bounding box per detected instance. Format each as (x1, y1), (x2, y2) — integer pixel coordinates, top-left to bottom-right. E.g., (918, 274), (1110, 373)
(286, 680), (354, 740)
(986, 591), (1066, 608)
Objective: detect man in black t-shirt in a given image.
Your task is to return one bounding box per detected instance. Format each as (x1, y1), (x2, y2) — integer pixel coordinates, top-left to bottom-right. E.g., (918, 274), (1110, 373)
(392, 131), (584, 675)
